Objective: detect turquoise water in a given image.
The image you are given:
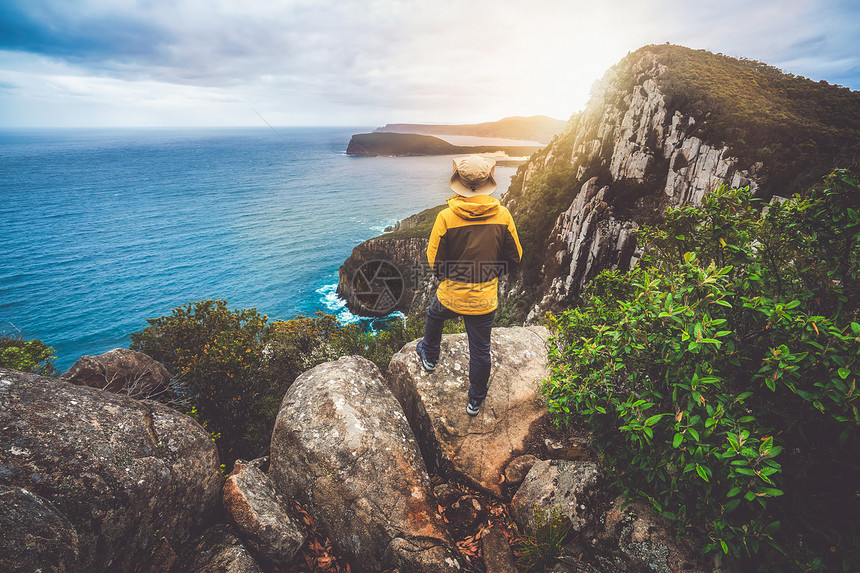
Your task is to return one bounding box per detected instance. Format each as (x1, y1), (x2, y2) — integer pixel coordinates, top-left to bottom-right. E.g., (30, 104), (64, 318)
(0, 127), (517, 371)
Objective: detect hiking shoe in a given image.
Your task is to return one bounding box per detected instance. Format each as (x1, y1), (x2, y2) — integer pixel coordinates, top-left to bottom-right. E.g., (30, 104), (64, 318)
(467, 397), (482, 416)
(415, 342), (437, 372)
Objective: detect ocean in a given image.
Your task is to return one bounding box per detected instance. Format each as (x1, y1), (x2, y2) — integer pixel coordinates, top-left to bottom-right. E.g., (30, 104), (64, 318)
(0, 127), (518, 371)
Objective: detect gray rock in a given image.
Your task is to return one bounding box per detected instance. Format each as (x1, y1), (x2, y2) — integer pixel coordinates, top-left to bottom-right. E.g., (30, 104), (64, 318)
(482, 526), (517, 573)
(433, 482), (462, 506)
(0, 368), (223, 572)
(222, 458), (307, 567)
(511, 460), (604, 535)
(0, 485), (79, 572)
(176, 524), (263, 573)
(269, 356), (459, 573)
(445, 494), (486, 537)
(593, 496), (711, 573)
(504, 454), (539, 488)
(60, 348), (171, 400)
(387, 327), (550, 498)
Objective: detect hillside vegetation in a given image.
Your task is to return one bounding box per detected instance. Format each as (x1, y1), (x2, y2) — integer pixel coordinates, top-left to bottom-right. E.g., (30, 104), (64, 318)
(545, 169), (859, 571)
(639, 44), (860, 195)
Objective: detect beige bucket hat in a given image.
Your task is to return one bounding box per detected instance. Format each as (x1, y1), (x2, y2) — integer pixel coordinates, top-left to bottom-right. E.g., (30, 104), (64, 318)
(449, 155), (497, 197)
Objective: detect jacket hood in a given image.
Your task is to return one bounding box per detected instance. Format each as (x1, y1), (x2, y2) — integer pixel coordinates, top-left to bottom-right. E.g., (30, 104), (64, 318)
(446, 194), (500, 220)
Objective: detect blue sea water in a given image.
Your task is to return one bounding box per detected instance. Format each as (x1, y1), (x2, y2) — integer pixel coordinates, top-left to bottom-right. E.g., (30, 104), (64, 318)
(0, 127), (517, 371)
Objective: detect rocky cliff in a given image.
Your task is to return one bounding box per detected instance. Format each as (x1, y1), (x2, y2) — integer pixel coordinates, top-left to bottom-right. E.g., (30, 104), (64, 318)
(340, 44), (860, 322)
(337, 205), (443, 316)
(346, 132), (540, 157)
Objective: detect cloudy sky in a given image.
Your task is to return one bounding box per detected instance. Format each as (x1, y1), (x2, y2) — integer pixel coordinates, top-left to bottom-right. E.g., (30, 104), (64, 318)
(1, 0), (858, 128)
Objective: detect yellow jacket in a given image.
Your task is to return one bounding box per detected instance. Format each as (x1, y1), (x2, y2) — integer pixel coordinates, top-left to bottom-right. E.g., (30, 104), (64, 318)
(427, 195), (523, 315)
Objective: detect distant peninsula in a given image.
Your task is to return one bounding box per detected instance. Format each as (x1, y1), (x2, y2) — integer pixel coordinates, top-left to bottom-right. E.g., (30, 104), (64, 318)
(345, 132), (543, 158)
(374, 115), (566, 144)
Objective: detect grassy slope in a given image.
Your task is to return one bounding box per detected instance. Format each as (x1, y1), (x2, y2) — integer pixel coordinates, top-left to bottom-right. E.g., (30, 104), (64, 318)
(376, 205), (446, 241)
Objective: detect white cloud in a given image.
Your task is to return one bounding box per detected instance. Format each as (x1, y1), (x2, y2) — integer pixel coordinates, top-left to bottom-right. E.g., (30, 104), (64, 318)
(0, 0), (857, 127)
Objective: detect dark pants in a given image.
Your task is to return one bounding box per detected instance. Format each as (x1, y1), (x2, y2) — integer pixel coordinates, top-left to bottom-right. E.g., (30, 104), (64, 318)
(418, 295), (496, 403)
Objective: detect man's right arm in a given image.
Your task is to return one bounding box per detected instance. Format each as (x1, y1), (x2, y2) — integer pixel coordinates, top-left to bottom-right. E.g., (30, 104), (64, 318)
(427, 212), (448, 280)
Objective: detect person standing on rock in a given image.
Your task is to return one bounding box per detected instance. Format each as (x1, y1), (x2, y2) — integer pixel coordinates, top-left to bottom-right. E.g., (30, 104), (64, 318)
(415, 154), (523, 416)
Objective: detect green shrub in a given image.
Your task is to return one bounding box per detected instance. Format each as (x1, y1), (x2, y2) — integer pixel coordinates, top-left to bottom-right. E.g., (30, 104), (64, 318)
(0, 335), (58, 377)
(130, 300), (462, 466)
(544, 170), (859, 571)
(514, 506), (573, 572)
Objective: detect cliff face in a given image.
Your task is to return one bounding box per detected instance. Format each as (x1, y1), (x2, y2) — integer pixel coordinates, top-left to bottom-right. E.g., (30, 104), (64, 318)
(338, 205), (443, 317)
(505, 49), (763, 320)
(337, 235), (432, 316)
(499, 44), (859, 321)
(340, 44), (860, 321)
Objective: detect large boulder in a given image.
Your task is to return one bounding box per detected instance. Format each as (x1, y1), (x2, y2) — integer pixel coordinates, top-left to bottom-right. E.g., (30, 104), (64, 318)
(511, 460), (604, 535)
(0, 368), (223, 572)
(60, 348), (171, 399)
(269, 356), (459, 573)
(589, 496), (711, 573)
(0, 485), (80, 572)
(222, 457), (307, 567)
(387, 326), (550, 498)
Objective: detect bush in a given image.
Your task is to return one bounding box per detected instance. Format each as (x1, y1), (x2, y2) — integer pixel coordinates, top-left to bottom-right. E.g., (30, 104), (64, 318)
(0, 335), (58, 377)
(130, 300), (462, 466)
(513, 506), (573, 572)
(544, 170), (859, 571)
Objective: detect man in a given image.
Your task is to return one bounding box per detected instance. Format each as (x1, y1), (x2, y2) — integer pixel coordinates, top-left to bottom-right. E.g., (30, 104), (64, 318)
(415, 155), (523, 416)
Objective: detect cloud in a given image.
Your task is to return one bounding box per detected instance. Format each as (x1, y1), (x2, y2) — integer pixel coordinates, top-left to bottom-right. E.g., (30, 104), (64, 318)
(0, 1), (174, 63)
(0, 0), (858, 127)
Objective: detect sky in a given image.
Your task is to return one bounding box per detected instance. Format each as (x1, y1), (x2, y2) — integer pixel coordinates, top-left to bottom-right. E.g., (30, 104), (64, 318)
(0, 0), (858, 128)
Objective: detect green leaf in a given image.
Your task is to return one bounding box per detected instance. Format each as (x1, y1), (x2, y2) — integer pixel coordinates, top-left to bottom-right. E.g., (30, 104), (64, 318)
(696, 465), (710, 482)
(673, 433), (683, 448)
(645, 413), (666, 426)
(838, 367), (851, 380)
(727, 487), (741, 498)
(688, 428), (700, 442)
(720, 540), (729, 554)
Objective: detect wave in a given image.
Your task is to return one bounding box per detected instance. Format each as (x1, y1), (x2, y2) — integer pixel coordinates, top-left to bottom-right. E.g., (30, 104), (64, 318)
(316, 283), (405, 332)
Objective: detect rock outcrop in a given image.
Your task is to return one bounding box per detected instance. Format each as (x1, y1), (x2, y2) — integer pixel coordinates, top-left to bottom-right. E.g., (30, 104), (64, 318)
(268, 356), (459, 573)
(337, 235), (431, 317)
(60, 348), (171, 399)
(346, 132), (541, 157)
(511, 460), (604, 535)
(506, 50), (763, 321)
(590, 496), (709, 573)
(175, 525), (263, 573)
(0, 485), (80, 572)
(387, 327), (549, 498)
(222, 457), (307, 568)
(0, 368), (223, 572)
